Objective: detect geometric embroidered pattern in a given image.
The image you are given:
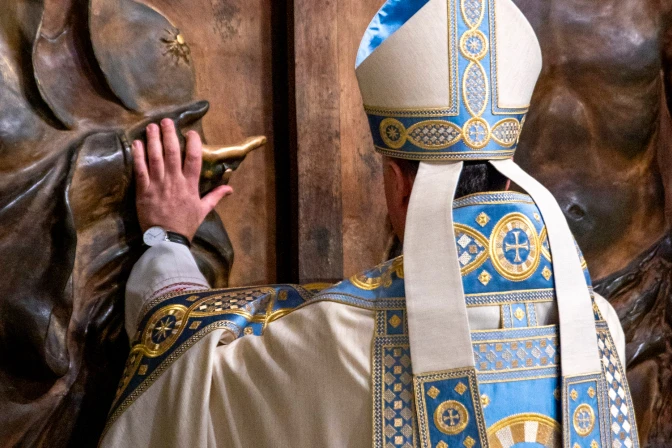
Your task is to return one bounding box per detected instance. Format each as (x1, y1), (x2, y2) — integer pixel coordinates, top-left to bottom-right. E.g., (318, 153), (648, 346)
(408, 121), (462, 149)
(413, 367), (487, 448)
(106, 208), (640, 448)
(598, 329), (638, 448)
(455, 224), (488, 275)
(190, 289), (268, 317)
(463, 0), (483, 27)
(473, 330), (558, 371)
(491, 119), (521, 147)
(464, 64), (487, 117)
(382, 345), (415, 448)
(373, 311), (417, 448)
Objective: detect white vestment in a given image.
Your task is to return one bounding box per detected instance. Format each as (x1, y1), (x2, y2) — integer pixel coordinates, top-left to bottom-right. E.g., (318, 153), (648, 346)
(100, 239), (625, 448)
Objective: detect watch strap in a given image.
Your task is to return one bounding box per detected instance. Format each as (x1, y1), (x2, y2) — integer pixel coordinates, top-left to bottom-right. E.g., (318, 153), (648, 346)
(166, 231), (191, 248)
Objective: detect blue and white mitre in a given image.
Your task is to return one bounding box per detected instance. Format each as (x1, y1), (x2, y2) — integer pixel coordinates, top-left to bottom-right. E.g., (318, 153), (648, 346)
(356, 1), (641, 448)
(356, 0), (539, 160)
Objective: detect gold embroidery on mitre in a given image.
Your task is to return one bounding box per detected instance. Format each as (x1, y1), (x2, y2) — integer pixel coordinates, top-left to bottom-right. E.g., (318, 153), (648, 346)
(491, 118), (521, 147)
(380, 118), (407, 149)
(463, 117), (491, 149)
(407, 120), (462, 150)
(460, 29), (489, 61)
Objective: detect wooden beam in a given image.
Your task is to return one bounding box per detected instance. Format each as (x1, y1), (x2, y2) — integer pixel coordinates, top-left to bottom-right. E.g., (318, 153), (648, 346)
(294, 0), (344, 282)
(338, 0), (393, 277)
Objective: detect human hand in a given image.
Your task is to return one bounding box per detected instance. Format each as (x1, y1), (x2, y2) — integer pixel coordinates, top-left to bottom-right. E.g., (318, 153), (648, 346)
(132, 119), (233, 241)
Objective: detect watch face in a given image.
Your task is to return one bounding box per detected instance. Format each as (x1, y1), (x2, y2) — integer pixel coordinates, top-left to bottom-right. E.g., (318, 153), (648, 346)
(143, 226), (167, 246)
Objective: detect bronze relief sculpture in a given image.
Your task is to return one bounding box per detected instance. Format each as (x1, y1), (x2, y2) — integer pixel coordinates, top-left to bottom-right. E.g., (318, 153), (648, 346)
(0, 0), (262, 445)
(514, 0), (672, 444)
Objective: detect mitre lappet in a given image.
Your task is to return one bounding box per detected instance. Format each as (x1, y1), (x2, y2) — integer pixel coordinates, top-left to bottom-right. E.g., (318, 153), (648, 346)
(356, 0), (640, 447)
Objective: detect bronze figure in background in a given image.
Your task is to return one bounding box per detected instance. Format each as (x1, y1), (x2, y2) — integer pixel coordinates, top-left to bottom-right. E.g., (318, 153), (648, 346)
(0, 0), (263, 445)
(514, 0), (672, 445)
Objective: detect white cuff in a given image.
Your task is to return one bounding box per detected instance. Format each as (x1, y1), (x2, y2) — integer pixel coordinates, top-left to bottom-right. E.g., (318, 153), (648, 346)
(125, 242), (209, 339)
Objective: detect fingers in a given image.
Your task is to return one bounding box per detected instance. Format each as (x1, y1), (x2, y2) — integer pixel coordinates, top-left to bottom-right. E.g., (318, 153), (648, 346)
(183, 131), (203, 183)
(161, 119), (182, 176)
(132, 140), (150, 193)
(200, 185), (233, 216)
(146, 123), (164, 181)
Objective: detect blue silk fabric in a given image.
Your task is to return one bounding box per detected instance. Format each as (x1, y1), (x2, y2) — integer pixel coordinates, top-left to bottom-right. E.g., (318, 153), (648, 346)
(106, 192), (638, 448)
(359, 0), (528, 161)
(356, 0), (430, 67)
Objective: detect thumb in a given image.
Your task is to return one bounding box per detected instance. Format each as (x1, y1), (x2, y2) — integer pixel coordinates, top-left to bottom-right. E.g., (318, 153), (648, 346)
(200, 185), (233, 216)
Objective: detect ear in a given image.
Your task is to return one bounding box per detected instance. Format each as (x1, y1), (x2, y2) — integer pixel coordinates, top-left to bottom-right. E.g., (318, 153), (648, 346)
(383, 157), (415, 241)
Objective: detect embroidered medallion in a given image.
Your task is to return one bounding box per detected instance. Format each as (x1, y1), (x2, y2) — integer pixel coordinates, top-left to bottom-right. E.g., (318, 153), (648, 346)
(487, 413), (561, 447)
(142, 305), (188, 355)
(490, 212), (540, 281)
(380, 118), (407, 149)
(434, 400), (470, 435)
(573, 403), (596, 436)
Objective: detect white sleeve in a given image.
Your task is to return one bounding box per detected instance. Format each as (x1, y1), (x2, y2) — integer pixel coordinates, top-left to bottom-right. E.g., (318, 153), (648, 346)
(594, 293), (626, 366)
(125, 242), (209, 339)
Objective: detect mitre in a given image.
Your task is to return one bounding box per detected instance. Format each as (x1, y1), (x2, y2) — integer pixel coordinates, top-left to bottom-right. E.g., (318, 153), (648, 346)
(356, 0), (541, 159)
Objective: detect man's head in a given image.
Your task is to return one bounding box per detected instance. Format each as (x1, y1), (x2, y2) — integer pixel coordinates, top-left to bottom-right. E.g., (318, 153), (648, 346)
(383, 157), (509, 241)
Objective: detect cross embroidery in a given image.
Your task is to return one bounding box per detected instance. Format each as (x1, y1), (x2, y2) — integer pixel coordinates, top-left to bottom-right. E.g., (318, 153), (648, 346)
(577, 410), (591, 430)
(468, 124), (486, 143)
(505, 230), (529, 262)
(443, 409), (461, 426)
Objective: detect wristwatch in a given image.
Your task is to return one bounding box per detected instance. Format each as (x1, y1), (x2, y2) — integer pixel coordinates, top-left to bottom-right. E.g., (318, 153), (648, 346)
(142, 226), (191, 248)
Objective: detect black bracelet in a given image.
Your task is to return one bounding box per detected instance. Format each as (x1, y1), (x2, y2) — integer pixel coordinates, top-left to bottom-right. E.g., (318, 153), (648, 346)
(166, 231), (191, 248)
